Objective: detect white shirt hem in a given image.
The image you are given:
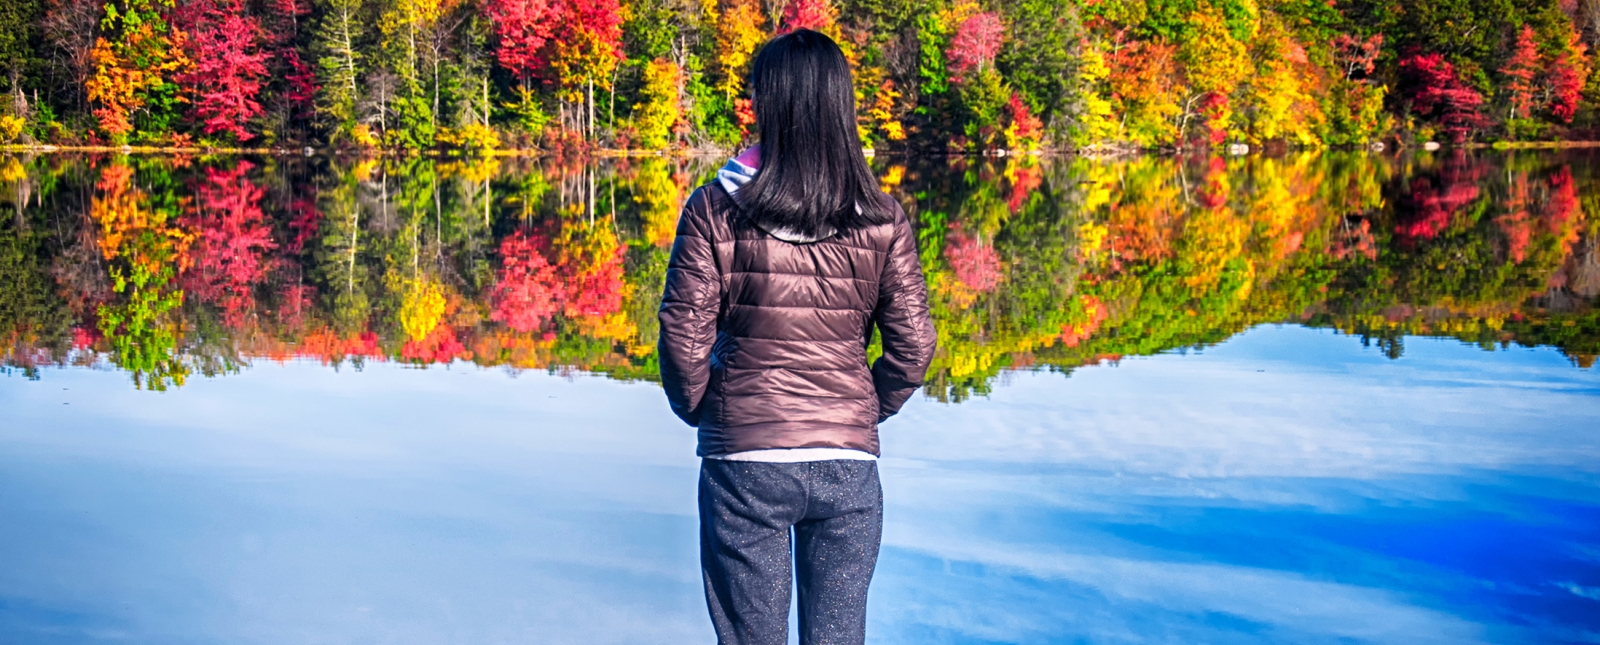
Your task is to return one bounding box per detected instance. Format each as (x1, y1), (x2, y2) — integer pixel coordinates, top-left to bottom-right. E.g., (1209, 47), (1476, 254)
(705, 448), (878, 462)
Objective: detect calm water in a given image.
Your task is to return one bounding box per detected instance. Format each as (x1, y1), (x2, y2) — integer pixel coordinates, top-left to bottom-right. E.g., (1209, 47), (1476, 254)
(1, 152), (1598, 644)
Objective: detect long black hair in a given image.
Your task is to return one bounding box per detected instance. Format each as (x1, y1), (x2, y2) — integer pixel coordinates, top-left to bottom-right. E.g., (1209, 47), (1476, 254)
(735, 29), (892, 238)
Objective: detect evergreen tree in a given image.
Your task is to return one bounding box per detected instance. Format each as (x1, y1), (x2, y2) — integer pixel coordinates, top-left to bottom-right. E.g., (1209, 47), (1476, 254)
(312, 0), (367, 139)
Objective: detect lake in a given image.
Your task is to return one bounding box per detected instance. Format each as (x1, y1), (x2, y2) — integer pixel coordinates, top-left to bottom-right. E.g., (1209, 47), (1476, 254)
(1, 151), (1597, 644)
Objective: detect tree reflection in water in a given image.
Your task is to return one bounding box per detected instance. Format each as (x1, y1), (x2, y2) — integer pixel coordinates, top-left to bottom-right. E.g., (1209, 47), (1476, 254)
(1, 151), (1595, 393)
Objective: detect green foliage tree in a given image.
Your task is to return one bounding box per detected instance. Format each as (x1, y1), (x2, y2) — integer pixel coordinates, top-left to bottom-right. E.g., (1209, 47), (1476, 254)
(312, 0), (367, 140)
(994, 0), (1080, 139)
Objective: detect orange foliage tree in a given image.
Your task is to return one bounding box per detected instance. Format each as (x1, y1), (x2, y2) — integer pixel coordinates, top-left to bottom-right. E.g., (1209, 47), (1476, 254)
(551, 0), (625, 137)
(86, 0), (192, 143)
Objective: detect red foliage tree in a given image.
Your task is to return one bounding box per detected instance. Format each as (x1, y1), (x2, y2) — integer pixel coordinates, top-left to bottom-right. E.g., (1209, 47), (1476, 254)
(1396, 155), (1484, 243)
(1501, 26), (1539, 120)
(1059, 295), (1107, 348)
(176, 0), (270, 141)
(73, 326), (102, 352)
(562, 0), (625, 59)
(1543, 166), (1583, 257)
(181, 161), (276, 329)
(263, 0), (317, 117)
(1003, 91), (1042, 149)
(401, 326), (467, 364)
(1498, 170), (1532, 263)
(559, 239), (626, 319)
(735, 98), (756, 134)
(946, 12), (1003, 82)
(780, 0), (836, 33)
(277, 283), (315, 330)
(1197, 92), (1230, 145)
(1196, 156), (1229, 209)
(301, 329), (383, 365)
(1400, 53), (1487, 143)
(1331, 218), (1377, 261)
(944, 226), (1001, 292)
(1006, 161), (1041, 215)
(1548, 50), (1586, 123)
(490, 230), (562, 332)
(1333, 33), (1382, 79)
(284, 191), (322, 254)
(483, 0), (559, 86)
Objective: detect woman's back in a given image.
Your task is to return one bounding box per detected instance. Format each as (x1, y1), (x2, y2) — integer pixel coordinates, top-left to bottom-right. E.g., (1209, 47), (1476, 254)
(659, 181), (933, 456)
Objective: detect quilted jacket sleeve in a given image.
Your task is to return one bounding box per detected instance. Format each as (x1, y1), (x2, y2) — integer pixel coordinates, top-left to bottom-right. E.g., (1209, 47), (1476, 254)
(871, 203), (937, 422)
(658, 189), (721, 426)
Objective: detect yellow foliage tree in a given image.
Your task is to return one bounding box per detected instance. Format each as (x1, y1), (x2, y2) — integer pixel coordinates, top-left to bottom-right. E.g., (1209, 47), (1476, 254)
(1178, 165), (1250, 294)
(632, 158), (682, 247)
(866, 79), (905, 144)
(715, 0), (767, 100)
(0, 116), (23, 143)
(0, 157), (23, 182)
(1108, 38), (1183, 147)
(1073, 44), (1118, 148)
(632, 58), (682, 148)
(1243, 20), (1320, 145)
(399, 277), (447, 341)
(551, 21), (623, 106)
(940, 0), (980, 34)
(1179, 3), (1251, 142)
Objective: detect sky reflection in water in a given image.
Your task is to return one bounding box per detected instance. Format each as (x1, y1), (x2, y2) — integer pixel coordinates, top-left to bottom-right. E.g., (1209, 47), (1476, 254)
(3, 327), (1598, 644)
(2, 151), (1599, 643)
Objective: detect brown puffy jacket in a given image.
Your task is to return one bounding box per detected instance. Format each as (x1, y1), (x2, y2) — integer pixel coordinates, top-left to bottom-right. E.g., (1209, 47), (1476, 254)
(658, 183), (937, 456)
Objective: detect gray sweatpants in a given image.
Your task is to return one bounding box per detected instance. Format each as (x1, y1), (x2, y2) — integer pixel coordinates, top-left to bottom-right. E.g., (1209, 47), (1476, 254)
(698, 459), (883, 645)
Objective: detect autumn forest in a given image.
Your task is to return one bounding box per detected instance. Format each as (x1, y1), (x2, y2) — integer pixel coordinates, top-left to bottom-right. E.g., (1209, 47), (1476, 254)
(1, 150), (1596, 395)
(0, 0), (1597, 151)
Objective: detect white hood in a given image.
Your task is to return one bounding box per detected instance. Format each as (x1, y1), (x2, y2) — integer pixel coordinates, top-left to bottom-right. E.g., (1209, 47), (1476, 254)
(715, 147), (835, 243)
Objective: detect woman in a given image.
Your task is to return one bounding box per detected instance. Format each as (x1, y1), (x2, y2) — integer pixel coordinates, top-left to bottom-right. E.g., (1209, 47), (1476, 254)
(658, 28), (937, 645)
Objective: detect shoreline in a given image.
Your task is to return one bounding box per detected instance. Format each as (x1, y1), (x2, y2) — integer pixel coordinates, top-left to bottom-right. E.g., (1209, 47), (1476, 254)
(1469, 140), (1600, 149)
(5, 141), (1600, 157)
(0, 144), (678, 158)
(0, 143), (1052, 158)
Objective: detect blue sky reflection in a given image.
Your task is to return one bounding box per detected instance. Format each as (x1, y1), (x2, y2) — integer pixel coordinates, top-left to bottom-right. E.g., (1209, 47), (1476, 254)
(2, 326), (1597, 644)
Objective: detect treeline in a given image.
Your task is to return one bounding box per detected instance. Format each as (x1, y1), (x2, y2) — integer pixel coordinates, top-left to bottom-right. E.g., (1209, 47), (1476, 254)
(0, 0), (1597, 151)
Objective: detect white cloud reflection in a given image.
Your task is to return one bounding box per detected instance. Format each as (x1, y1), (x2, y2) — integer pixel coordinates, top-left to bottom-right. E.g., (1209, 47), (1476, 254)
(1, 326), (1595, 644)
(875, 535), (1493, 645)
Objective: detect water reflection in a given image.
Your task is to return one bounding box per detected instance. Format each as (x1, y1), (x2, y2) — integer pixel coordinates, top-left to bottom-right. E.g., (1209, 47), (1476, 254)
(2, 328), (1596, 643)
(3, 152), (1599, 642)
(3, 151), (1595, 393)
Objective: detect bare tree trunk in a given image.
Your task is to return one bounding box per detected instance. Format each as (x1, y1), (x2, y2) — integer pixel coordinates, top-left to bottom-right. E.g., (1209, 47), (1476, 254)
(347, 202), (360, 292)
(381, 168), (390, 230)
(340, 7), (359, 122)
(434, 169), (441, 261)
